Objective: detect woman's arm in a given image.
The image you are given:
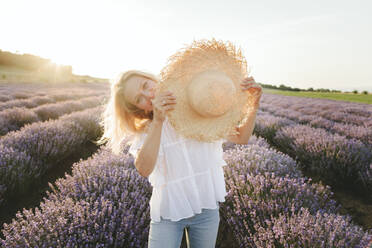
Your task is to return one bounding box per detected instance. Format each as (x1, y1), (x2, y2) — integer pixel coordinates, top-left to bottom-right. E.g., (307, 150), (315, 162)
(226, 104), (259, 144)
(226, 76), (262, 144)
(237, 106), (259, 144)
(135, 120), (163, 178)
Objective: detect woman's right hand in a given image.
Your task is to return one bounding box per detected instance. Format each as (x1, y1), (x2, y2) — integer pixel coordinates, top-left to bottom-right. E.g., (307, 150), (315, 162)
(151, 91), (176, 123)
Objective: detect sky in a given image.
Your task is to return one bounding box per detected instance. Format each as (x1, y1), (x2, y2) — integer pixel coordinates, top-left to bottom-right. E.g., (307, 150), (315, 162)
(1, 0), (371, 92)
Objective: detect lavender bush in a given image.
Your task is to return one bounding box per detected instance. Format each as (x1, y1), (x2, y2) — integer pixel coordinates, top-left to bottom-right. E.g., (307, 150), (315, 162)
(0, 89), (47, 102)
(260, 107), (372, 147)
(260, 93), (372, 128)
(320, 109), (372, 128)
(0, 95), (56, 111)
(223, 142), (302, 179)
(274, 124), (372, 195)
(2, 89), (371, 247)
(0, 107), (40, 136)
(0, 106), (104, 206)
(0, 92), (104, 112)
(0, 95), (12, 102)
(0, 96), (106, 136)
(328, 122), (372, 146)
(222, 170), (371, 247)
(252, 206), (371, 248)
(222, 134), (271, 151)
(1, 145), (152, 247)
(1, 140), (370, 247)
(12, 92), (33, 100)
(34, 95), (105, 121)
(308, 116), (337, 129)
(254, 112), (296, 142)
(0, 144), (36, 202)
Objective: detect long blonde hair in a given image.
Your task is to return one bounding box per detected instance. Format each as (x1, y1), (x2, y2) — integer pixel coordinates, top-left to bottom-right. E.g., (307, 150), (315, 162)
(95, 70), (160, 155)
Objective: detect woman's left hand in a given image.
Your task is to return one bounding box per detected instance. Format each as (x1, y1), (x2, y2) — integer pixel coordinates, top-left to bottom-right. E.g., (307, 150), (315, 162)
(240, 76), (262, 107)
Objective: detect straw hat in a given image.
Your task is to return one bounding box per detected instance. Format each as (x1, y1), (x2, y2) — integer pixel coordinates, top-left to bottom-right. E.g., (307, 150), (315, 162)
(158, 38), (256, 142)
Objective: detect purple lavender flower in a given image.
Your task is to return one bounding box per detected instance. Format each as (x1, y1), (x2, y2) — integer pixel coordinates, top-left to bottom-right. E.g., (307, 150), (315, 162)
(252, 207), (372, 248)
(1, 145), (151, 247)
(0, 106), (104, 206)
(274, 124), (372, 196)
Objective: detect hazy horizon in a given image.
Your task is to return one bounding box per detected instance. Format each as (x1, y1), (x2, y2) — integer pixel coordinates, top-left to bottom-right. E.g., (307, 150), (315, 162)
(1, 0), (371, 92)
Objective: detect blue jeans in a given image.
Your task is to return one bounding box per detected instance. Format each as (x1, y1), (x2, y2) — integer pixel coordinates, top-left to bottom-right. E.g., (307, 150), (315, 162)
(148, 205), (220, 248)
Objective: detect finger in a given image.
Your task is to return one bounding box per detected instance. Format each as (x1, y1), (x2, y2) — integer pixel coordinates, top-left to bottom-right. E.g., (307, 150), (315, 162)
(243, 77), (254, 82)
(157, 98), (171, 107)
(163, 99), (177, 105)
(241, 84), (261, 90)
(241, 80), (256, 84)
(245, 85), (261, 89)
(163, 95), (176, 100)
(241, 82), (255, 87)
(241, 84), (257, 88)
(164, 105), (175, 111)
(241, 86), (261, 92)
(165, 104), (175, 109)
(243, 80), (258, 84)
(161, 95), (175, 102)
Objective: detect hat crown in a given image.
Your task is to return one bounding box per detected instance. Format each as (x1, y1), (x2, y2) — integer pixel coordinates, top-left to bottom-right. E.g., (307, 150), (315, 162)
(187, 70), (236, 117)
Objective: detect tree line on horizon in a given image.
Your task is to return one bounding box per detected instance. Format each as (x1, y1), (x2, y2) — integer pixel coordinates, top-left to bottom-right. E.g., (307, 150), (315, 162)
(260, 83), (369, 95)
(0, 49), (109, 84)
(0, 49), (72, 76)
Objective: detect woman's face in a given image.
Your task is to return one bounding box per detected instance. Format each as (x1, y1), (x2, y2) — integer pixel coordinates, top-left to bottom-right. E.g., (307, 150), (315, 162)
(124, 75), (156, 112)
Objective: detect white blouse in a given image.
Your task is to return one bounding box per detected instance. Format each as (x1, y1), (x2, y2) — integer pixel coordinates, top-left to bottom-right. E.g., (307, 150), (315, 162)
(128, 116), (228, 222)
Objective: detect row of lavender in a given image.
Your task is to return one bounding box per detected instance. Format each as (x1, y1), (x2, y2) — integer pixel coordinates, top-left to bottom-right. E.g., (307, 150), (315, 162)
(0, 81), (108, 103)
(0, 90), (104, 111)
(260, 93), (372, 127)
(0, 91), (46, 102)
(0, 95), (107, 136)
(222, 140), (370, 247)
(258, 93), (372, 193)
(253, 108), (372, 198)
(0, 105), (104, 207)
(1, 137), (370, 247)
(260, 94), (372, 146)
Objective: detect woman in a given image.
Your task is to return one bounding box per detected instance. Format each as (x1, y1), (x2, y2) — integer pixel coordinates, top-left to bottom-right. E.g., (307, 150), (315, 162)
(97, 68), (262, 247)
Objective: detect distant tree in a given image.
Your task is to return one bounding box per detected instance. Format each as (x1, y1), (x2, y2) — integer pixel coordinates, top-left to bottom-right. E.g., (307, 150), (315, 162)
(279, 84), (293, 91)
(260, 83), (278, 89)
(317, 88), (330, 92)
(352, 90), (358, 94)
(0, 50), (73, 75)
(242, 81), (343, 93)
(362, 90), (368, 95)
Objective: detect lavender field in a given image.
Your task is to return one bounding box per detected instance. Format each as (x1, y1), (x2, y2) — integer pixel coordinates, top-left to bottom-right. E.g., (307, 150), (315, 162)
(0, 84), (371, 247)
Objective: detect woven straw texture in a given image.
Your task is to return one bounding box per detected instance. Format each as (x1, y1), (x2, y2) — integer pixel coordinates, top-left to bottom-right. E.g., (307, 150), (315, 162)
(158, 38), (255, 142)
